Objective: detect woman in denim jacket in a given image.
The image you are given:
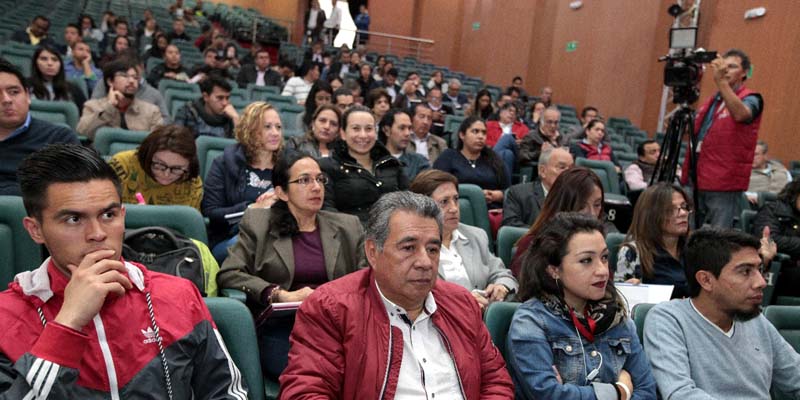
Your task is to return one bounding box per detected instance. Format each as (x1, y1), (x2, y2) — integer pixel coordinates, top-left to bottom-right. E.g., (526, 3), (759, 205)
(508, 212), (657, 400)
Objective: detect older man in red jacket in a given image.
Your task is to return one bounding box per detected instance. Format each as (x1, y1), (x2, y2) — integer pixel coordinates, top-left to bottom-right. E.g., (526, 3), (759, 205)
(280, 191), (513, 399)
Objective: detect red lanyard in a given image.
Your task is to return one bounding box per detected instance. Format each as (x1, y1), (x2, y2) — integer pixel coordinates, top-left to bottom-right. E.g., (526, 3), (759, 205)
(570, 308), (597, 343)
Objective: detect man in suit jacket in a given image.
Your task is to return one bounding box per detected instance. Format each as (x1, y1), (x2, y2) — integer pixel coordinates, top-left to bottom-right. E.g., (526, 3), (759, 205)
(236, 48), (282, 89)
(502, 147), (573, 227)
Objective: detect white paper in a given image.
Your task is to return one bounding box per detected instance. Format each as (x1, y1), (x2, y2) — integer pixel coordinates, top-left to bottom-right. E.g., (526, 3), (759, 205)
(616, 283), (674, 312)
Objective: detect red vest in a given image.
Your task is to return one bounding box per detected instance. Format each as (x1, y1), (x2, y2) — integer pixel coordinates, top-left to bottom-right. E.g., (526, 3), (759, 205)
(578, 141), (613, 161)
(682, 86), (761, 191)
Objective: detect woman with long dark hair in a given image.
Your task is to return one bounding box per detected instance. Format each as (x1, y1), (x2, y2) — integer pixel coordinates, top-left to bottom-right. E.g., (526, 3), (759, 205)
(466, 89), (494, 120)
(143, 32), (169, 62)
(510, 167), (615, 276)
(508, 212), (657, 399)
(29, 45), (86, 112)
(301, 80), (333, 129)
(615, 183), (691, 298)
(287, 103), (340, 158)
(217, 150), (365, 379)
(569, 119), (622, 172)
(432, 115), (510, 209)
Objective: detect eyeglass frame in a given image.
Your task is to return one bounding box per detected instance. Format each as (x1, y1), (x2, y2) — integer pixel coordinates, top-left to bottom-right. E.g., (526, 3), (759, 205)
(151, 160), (189, 176)
(287, 174), (329, 186)
(669, 203), (693, 216)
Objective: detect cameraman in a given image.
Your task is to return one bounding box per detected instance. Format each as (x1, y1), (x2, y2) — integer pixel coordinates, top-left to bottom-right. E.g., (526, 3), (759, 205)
(682, 48), (763, 228)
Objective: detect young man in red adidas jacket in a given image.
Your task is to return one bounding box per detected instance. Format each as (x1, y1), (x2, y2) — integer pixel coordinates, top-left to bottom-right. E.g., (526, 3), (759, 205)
(0, 144), (247, 399)
(280, 191), (513, 399)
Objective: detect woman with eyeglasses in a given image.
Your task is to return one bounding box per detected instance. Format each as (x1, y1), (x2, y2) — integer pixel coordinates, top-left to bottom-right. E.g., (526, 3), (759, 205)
(217, 150), (365, 379)
(319, 105), (407, 223)
(508, 212), (657, 400)
(202, 102), (284, 261)
(108, 124), (203, 209)
(614, 183), (692, 298)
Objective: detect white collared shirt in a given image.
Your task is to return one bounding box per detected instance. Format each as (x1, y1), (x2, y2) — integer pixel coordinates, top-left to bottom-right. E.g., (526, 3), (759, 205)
(439, 230), (473, 290)
(376, 282), (463, 400)
(500, 122), (512, 135)
(412, 133), (430, 159)
(256, 69), (266, 86)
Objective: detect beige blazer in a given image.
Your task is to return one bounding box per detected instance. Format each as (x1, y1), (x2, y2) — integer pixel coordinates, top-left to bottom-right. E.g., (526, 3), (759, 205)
(217, 208), (366, 306)
(77, 97), (164, 139)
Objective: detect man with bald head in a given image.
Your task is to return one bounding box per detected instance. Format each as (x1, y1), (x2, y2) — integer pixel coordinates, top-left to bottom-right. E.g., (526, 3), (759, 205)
(518, 107), (563, 165)
(502, 147), (574, 227)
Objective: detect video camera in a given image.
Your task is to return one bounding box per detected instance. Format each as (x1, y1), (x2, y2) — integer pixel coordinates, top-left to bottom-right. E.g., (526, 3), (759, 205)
(658, 5), (717, 104)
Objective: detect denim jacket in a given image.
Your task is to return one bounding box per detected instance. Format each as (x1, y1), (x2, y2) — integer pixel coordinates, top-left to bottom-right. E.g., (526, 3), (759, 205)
(507, 298), (657, 400)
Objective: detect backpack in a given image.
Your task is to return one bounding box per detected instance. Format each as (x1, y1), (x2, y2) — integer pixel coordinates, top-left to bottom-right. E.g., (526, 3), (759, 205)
(122, 226), (207, 296)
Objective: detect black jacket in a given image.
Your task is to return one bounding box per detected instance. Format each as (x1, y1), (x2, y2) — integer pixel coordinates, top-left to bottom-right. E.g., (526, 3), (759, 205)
(236, 64), (283, 89)
(754, 200), (800, 259)
(319, 140), (408, 223)
(502, 180), (546, 228)
(201, 144), (251, 246)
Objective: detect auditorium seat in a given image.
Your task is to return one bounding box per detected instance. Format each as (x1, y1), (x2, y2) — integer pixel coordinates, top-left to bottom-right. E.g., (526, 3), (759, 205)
(93, 128), (149, 157)
(496, 226), (527, 267)
(196, 135), (236, 180)
(204, 297), (268, 400)
(0, 196), (42, 288)
(484, 301), (521, 372)
(124, 204), (209, 245)
(458, 184), (492, 243)
(29, 99), (80, 131)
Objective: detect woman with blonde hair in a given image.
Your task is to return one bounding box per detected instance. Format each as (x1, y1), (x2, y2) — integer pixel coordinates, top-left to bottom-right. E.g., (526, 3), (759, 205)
(202, 101), (285, 261)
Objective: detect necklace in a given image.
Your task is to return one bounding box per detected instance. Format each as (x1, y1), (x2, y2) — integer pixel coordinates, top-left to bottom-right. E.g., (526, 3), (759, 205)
(462, 151), (480, 168)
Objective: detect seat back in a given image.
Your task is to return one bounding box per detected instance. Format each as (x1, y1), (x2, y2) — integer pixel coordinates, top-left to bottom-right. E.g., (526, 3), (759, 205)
(444, 114), (465, 135)
(484, 301), (521, 370)
(93, 128), (150, 157)
(196, 136), (236, 180)
(0, 196), (42, 287)
(575, 158), (621, 194)
(204, 297), (266, 400)
(458, 184), (491, 241)
(764, 306), (800, 353)
(606, 232), (626, 271)
(632, 302), (656, 344)
(739, 209), (757, 234)
(277, 104), (305, 131)
(124, 204), (209, 244)
(496, 226), (528, 267)
(29, 99), (80, 130)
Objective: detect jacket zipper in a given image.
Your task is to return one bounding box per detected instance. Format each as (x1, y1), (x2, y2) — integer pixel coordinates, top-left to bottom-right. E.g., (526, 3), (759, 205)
(378, 323), (393, 400)
(433, 325), (467, 398)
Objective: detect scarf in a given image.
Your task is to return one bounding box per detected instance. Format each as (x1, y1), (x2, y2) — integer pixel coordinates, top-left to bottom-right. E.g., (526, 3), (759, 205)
(633, 159), (656, 185)
(191, 98), (232, 127)
(540, 291), (625, 342)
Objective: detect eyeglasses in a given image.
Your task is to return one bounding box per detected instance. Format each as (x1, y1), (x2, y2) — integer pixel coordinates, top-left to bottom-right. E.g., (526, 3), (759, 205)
(114, 72), (139, 80)
(543, 119), (560, 125)
(670, 204), (693, 216)
(288, 175), (329, 186)
(151, 160), (189, 176)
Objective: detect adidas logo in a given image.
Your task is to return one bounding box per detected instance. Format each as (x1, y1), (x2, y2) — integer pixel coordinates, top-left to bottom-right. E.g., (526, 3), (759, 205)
(141, 327), (157, 345)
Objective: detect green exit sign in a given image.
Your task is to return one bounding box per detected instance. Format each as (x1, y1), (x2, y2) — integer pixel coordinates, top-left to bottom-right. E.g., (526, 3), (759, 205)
(472, 22), (480, 31)
(566, 41), (578, 52)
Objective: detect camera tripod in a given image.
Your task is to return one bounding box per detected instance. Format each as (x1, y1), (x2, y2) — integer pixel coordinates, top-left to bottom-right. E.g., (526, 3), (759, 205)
(651, 103), (702, 227)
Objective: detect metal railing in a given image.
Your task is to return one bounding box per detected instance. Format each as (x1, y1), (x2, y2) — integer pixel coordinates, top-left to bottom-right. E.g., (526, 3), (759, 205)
(328, 29), (435, 64)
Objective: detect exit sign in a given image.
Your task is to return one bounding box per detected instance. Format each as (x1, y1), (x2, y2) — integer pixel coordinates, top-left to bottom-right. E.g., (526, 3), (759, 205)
(566, 41), (578, 52)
